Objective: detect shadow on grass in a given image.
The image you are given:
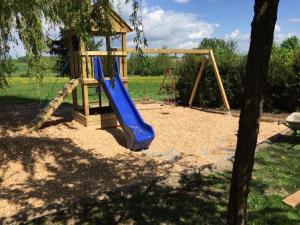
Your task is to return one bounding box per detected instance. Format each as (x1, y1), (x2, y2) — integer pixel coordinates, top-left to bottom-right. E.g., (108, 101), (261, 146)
(248, 132), (300, 225)
(0, 96), (46, 104)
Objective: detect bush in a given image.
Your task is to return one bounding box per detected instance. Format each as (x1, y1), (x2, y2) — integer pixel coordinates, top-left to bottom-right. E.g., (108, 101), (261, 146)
(128, 53), (173, 76)
(264, 42), (300, 112)
(176, 37), (300, 112)
(177, 38), (245, 109)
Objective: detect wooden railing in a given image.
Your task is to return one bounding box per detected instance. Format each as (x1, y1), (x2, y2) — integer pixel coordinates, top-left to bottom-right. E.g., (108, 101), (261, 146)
(69, 50), (128, 83)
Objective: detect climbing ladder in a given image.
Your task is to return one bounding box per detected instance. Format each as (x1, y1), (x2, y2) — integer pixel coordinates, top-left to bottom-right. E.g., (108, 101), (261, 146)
(29, 79), (79, 131)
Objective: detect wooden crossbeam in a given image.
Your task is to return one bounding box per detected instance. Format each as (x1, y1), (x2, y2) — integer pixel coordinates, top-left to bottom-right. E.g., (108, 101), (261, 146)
(127, 48), (210, 55)
(29, 79), (80, 131)
(76, 50), (127, 56)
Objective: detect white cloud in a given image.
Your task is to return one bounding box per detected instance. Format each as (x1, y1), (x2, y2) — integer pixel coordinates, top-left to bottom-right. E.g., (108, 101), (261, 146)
(273, 24), (300, 43)
(287, 18), (300, 23)
(10, 1), (219, 56)
(127, 7), (219, 49)
(274, 32), (300, 43)
(224, 29), (250, 52)
(225, 29), (249, 41)
(173, 0), (190, 4)
(275, 24), (281, 33)
(115, 1), (218, 49)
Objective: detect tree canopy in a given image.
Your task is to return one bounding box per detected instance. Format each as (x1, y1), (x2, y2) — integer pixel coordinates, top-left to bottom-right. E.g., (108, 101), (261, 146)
(0, 0), (146, 87)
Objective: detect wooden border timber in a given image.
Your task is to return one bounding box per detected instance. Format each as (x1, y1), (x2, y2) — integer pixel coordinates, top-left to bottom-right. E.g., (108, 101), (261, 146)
(127, 48), (210, 55)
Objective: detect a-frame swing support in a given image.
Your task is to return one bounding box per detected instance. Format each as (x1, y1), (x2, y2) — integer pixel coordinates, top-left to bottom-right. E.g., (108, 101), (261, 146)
(188, 50), (230, 111)
(127, 48), (231, 111)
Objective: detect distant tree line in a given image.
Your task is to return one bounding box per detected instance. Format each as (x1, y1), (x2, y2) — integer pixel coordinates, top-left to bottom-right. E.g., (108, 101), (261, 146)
(127, 53), (175, 76)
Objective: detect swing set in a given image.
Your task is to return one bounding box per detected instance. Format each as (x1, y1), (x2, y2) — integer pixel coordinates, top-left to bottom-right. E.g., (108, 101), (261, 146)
(128, 48), (231, 111)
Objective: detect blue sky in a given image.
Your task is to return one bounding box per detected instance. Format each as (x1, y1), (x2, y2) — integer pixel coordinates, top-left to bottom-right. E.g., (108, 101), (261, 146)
(128, 0), (300, 52)
(9, 0), (300, 56)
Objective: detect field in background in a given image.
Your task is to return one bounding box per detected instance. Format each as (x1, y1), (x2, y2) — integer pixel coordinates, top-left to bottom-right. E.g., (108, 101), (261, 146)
(0, 76), (172, 104)
(11, 57), (58, 77)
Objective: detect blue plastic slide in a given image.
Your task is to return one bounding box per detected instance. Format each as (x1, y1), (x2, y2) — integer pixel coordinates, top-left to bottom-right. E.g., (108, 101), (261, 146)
(93, 57), (155, 150)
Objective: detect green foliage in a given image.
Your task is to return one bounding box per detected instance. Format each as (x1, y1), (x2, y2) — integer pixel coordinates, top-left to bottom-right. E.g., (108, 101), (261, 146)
(0, 59), (17, 88)
(177, 37), (300, 112)
(264, 37), (300, 112)
(281, 36), (300, 50)
(177, 38), (245, 108)
(128, 53), (173, 76)
(0, 0), (146, 87)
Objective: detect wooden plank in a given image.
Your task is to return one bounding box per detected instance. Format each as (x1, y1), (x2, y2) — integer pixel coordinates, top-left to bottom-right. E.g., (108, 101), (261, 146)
(73, 111), (118, 128)
(29, 79), (80, 131)
(128, 48), (210, 55)
(188, 58), (208, 106)
(77, 50), (127, 56)
(69, 55), (78, 109)
(81, 77), (129, 85)
(283, 190), (300, 208)
(86, 55), (92, 78)
(73, 110), (88, 127)
(209, 50), (231, 111)
(81, 56), (90, 116)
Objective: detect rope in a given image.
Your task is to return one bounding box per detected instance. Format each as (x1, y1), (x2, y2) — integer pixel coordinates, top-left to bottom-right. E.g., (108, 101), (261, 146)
(42, 62), (70, 107)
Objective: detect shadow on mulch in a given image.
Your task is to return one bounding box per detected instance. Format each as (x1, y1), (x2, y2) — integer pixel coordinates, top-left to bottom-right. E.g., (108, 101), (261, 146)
(0, 102), (73, 134)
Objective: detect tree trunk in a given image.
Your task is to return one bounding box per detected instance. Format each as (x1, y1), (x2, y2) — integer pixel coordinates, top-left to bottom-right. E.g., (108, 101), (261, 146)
(227, 1), (280, 225)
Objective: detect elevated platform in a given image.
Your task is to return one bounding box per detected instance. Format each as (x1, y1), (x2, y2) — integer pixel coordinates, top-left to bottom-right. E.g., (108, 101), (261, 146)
(73, 106), (118, 128)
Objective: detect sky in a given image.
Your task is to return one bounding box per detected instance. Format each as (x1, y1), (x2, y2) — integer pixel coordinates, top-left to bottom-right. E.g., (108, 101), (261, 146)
(9, 0), (300, 57)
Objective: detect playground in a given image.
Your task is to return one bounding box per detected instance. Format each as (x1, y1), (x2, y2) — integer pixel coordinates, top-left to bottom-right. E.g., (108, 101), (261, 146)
(1, 3), (300, 224)
(0, 101), (285, 219)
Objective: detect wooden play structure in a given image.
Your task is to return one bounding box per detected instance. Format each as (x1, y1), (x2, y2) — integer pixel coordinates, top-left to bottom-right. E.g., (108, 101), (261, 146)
(30, 9), (230, 130)
(69, 10), (132, 128)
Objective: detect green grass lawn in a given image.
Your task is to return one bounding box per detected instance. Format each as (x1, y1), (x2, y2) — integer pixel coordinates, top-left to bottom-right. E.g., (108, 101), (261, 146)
(0, 76), (172, 104)
(24, 133), (300, 225)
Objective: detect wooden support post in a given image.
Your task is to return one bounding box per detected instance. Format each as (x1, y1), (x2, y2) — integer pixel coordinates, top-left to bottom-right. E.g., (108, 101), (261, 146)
(209, 50), (231, 111)
(66, 31), (78, 110)
(188, 58), (208, 106)
(86, 55), (92, 78)
(122, 33), (128, 88)
(69, 55), (78, 109)
(81, 56), (90, 116)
